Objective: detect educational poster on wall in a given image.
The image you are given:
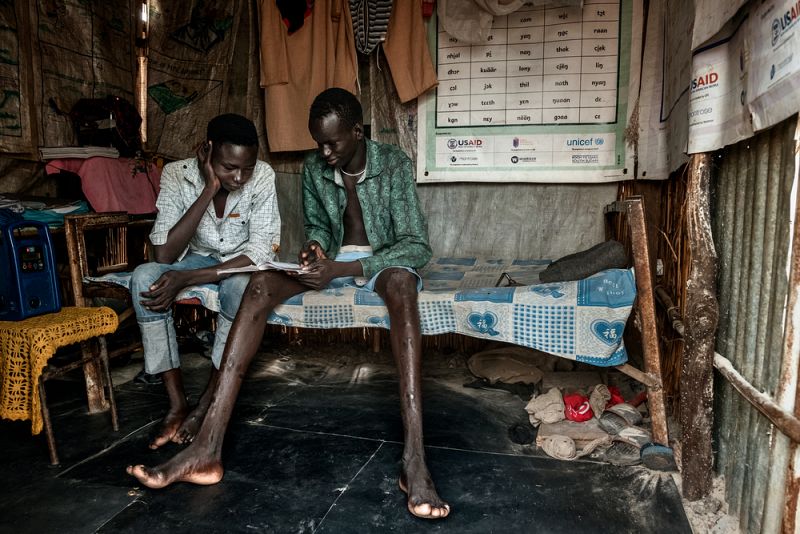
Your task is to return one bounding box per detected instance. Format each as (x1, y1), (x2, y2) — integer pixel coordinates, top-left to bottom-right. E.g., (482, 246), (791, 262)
(417, 0), (638, 183)
(748, 0), (800, 131)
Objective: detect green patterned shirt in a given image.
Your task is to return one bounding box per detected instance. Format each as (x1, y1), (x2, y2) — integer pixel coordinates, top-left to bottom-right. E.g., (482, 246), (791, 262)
(302, 138), (432, 278)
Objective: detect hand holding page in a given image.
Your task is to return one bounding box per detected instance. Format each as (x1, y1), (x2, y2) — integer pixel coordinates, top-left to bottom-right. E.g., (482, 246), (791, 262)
(217, 260), (307, 275)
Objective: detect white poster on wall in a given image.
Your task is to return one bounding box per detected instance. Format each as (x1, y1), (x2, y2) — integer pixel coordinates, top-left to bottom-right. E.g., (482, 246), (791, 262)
(687, 15), (753, 153)
(691, 0), (749, 50)
(417, 0), (641, 183)
(748, 0), (800, 131)
(635, 0), (691, 179)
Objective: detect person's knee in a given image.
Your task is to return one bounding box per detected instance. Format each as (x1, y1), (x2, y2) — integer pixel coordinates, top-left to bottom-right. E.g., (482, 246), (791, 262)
(131, 262), (168, 292)
(241, 271), (284, 309)
(380, 270), (420, 336)
(218, 274), (250, 319)
(382, 269), (418, 304)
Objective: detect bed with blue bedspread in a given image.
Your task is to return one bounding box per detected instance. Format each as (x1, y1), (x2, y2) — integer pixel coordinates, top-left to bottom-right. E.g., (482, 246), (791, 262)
(93, 257), (636, 367)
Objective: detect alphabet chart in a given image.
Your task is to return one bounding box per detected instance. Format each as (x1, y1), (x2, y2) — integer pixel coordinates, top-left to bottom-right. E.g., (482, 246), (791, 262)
(418, 0), (636, 183)
(437, 2), (618, 126)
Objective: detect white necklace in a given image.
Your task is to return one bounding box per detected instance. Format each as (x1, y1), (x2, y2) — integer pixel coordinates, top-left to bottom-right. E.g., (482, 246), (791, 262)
(339, 165), (366, 177)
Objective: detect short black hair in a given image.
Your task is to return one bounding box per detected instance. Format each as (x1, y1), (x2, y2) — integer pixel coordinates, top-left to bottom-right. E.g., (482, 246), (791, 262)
(309, 88), (363, 130)
(207, 113), (258, 146)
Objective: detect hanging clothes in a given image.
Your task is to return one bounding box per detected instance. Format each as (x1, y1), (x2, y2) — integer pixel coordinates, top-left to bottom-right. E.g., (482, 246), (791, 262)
(349, 0), (393, 55)
(258, 0), (358, 152)
(382, 0), (438, 103)
(276, 0), (314, 34)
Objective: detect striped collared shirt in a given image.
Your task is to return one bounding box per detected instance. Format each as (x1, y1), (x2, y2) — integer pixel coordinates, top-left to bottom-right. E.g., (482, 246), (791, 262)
(150, 157), (281, 265)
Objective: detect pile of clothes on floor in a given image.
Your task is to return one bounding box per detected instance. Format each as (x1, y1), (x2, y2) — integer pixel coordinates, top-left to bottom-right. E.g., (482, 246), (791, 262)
(465, 345), (653, 467)
(525, 383), (650, 465)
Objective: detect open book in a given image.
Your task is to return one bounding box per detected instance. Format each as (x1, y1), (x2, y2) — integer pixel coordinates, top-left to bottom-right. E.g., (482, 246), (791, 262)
(217, 260), (307, 275)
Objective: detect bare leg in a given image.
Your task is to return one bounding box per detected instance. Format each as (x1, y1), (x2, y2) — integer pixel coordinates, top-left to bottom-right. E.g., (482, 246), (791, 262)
(149, 369), (188, 449)
(374, 269), (450, 519)
(175, 368), (219, 444)
(127, 271), (307, 488)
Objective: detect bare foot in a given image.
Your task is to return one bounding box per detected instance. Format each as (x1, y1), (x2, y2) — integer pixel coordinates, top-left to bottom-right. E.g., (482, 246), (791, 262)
(126, 446), (224, 489)
(398, 460), (450, 519)
(149, 408), (189, 449)
(174, 404), (208, 444)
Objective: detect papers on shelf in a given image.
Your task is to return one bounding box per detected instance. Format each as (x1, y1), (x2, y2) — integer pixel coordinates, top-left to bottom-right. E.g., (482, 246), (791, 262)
(217, 260), (307, 275)
(39, 146), (120, 160)
(47, 201), (88, 214)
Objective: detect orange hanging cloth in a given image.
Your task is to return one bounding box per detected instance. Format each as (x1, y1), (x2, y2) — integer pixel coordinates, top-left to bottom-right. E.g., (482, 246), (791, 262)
(383, 0), (438, 103)
(259, 0), (358, 152)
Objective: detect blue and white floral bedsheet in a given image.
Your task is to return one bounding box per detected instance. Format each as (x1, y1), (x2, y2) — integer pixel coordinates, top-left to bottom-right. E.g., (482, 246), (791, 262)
(90, 257), (636, 367)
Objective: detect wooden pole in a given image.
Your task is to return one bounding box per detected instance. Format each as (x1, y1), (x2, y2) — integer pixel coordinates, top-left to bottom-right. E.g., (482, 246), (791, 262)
(681, 153), (719, 500)
(626, 197), (669, 446)
(713, 353), (800, 443)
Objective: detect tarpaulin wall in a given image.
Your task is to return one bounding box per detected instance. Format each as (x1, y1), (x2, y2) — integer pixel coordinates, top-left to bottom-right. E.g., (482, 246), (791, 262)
(0, 0), (265, 160)
(0, 0), (136, 155)
(144, 0), (266, 160)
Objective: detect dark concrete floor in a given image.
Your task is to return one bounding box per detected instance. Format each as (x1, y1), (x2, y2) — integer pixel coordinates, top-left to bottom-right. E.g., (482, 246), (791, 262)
(0, 340), (691, 534)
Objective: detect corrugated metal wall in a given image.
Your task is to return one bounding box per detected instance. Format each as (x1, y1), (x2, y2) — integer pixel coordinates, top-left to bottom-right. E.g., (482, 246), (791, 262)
(713, 116), (797, 533)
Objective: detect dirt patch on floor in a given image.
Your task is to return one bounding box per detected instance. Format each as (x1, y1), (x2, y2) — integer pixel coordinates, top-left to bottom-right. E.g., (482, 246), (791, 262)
(673, 474), (741, 533)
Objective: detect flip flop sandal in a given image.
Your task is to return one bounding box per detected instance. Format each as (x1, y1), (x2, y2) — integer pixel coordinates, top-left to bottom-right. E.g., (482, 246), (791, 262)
(398, 477), (451, 519)
(603, 440), (642, 466)
(598, 403), (643, 434)
(615, 426), (652, 448)
(134, 368), (163, 385)
(598, 411), (628, 434)
(641, 443), (678, 471)
(607, 403), (643, 426)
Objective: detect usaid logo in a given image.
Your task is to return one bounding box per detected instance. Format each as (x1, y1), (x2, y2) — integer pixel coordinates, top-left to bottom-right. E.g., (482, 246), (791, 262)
(772, 2), (800, 45)
(691, 71), (719, 92)
(446, 138), (483, 150)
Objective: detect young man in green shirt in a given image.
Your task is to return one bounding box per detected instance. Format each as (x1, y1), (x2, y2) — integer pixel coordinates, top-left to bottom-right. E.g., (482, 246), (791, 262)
(127, 88), (450, 520)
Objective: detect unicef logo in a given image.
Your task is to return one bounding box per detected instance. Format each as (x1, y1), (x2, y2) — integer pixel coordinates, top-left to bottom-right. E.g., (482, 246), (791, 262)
(447, 139), (458, 150)
(511, 156), (519, 164)
(595, 138), (604, 145)
(772, 19), (781, 45)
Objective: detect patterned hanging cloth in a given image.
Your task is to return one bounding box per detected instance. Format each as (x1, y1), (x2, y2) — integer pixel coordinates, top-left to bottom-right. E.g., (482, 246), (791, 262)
(349, 0), (393, 54)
